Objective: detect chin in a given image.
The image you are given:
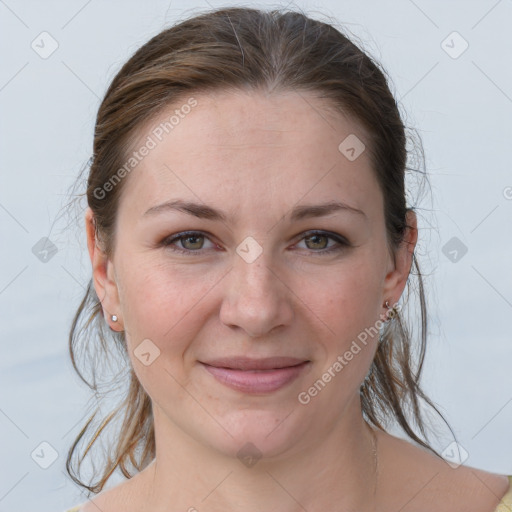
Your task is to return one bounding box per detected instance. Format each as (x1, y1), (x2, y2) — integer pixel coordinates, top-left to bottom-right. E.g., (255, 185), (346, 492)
(202, 405), (315, 463)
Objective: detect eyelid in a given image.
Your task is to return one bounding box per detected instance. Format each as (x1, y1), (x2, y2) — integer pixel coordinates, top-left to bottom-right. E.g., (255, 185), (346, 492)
(298, 229), (349, 245)
(160, 230), (219, 255)
(160, 229), (350, 255)
(293, 230), (350, 254)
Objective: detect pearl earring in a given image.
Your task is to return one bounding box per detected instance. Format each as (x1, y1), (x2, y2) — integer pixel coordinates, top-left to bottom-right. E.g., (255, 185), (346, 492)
(111, 315), (118, 322)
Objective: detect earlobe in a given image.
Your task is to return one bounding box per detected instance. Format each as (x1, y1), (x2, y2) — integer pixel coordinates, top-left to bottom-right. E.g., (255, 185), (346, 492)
(84, 207), (123, 331)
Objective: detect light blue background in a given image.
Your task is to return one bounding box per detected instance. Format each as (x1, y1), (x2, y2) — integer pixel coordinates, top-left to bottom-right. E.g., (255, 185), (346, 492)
(1, 0), (511, 510)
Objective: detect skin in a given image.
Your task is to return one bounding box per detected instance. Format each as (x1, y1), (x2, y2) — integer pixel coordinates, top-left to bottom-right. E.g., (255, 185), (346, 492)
(83, 90), (509, 512)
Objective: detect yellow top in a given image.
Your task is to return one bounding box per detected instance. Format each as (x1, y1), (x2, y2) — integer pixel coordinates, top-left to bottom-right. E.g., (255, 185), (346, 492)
(64, 475), (512, 511)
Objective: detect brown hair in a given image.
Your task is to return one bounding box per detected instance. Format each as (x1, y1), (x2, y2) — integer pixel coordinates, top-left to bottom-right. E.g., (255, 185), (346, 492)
(65, 6), (453, 495)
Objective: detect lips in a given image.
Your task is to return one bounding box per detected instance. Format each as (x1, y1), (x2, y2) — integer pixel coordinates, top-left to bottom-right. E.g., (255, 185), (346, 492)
(201, 356), (309, 371)
(199, 356), (311, 393)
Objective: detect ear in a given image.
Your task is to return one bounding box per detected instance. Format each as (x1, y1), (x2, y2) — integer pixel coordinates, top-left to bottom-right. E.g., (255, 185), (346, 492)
(85, 207), (123, 331)
(381, 209), (418, 310)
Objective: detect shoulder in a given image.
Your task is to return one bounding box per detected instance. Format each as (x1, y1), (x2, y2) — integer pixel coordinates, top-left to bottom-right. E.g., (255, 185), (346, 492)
(78, 468), (151, 512)
(440, 468), (511, 512)
(376, 429), (510, 512)
(78, 485), (128, 512)
(78, 488), (122, 512)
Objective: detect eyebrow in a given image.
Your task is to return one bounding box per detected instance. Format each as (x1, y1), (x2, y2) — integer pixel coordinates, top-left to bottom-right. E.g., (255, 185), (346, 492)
(142, 199), (367, 222)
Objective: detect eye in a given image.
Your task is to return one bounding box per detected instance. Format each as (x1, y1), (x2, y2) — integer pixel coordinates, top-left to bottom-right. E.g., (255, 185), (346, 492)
(160, 231), (217, 254)
(160, 230), (350, 256)
(294, 230), (350, 255)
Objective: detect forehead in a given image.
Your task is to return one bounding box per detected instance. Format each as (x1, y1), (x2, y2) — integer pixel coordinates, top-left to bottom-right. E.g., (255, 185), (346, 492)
(119, 89), (381, 225)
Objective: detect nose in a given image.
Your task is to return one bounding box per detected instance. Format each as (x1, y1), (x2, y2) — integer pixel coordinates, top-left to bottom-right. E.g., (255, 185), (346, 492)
(219, 253), (294, 338)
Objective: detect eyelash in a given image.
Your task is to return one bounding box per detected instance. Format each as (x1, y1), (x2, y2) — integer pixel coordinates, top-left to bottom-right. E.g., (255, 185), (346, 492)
(160, 230), (350, 256)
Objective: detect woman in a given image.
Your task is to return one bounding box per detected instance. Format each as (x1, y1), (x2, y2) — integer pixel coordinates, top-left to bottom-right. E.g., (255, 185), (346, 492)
(64, 6), (511, 511)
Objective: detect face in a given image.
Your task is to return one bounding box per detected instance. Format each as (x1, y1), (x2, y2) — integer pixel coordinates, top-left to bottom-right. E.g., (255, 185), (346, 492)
(86, 89), (416, 461)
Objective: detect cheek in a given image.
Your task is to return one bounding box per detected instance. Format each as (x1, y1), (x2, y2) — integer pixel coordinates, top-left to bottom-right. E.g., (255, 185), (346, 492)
(322, 266), (380, 323)
(118, 258), (216, 353)
(119, 264), (216, 399)
(312, 259), (383, 374)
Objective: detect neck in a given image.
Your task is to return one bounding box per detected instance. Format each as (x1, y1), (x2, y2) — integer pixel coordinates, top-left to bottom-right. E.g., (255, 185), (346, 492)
(142, 399), (379, 512)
